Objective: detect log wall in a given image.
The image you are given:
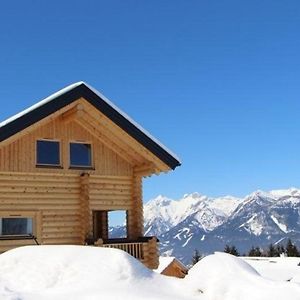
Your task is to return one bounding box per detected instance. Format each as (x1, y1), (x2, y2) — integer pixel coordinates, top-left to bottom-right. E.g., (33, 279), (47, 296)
(0, 172), (144, 255)
(83, 174), (133, 238)
(0, 172), (81, 253)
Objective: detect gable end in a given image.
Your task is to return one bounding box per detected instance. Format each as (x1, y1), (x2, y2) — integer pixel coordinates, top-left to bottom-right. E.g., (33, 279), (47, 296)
(0, 83), (181, 170)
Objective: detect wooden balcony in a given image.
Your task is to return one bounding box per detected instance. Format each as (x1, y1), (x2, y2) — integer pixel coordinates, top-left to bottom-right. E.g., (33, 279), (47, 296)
(92, 236), (159, 269)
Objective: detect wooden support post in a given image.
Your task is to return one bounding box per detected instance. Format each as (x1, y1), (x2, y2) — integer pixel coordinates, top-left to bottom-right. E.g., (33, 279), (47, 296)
(99, 211), (109, 240)
(80, 173), (90, 242)
(128, 172), (143, 239)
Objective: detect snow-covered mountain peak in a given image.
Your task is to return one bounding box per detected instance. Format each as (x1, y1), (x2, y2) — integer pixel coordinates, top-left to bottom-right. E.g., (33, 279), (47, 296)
(144, 192), (242, 236)
(208, 196), (242, 216)
(146, 195), (174, 207)
(241, 190), (275, 206)
(247, 189), (273, 200)
(269, 188), (300, 199)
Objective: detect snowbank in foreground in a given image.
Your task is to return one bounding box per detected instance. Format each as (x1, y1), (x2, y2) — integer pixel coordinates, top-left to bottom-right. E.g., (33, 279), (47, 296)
(187, 252), (300, 300)
(0, 246), (300, 300)
(0, 246), (188, 300)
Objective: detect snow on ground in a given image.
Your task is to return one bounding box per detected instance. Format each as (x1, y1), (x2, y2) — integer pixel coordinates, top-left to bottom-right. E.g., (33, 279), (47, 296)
(242, 257), (300, 282)
(187, 252), (300, 300)
(0, 246), (192, 300)
(0, 246), (300, 300)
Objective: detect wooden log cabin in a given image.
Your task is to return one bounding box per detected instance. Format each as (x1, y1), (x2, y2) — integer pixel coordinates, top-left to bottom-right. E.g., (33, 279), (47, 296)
(0, 82), (180, 269)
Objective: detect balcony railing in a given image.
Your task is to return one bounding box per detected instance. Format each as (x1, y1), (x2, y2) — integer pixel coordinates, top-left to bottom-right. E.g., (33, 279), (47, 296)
(103, 241), (144, 259)
(91, 236), (159, 269)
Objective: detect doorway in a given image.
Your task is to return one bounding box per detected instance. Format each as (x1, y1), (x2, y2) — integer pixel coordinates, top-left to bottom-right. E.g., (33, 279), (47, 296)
(93, 210), (128, 240)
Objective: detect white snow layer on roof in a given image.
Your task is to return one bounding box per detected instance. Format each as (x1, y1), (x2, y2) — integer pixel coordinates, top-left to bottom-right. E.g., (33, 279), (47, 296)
(154, 256), (187, 274)
(0, 82), (180, 163)
(0, 82), (82, 128)
(1, 246), (300, 300)
(154, 256), (175, 273)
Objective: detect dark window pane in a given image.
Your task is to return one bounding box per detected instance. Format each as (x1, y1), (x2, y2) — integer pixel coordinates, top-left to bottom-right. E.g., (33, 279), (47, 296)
(37, 140), (60, 165)
(70, 143), (92, 167)
(1, 218), (33, 236)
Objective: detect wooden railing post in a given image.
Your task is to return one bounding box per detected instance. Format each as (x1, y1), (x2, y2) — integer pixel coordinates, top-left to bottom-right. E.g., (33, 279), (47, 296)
(94, 238), (103, 247)
(142, 237), (159, 269)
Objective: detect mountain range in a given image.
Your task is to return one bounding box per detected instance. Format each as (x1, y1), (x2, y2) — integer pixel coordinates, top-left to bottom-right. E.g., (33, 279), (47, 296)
(111, 188), (300, 265)
(144, 188), (300, 264)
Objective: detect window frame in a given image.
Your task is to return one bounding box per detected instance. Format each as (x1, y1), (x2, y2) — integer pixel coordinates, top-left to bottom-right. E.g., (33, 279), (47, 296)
(0, 211), (40, 239)
(36, 139), (62, 168)
(69, 141), (93, 169)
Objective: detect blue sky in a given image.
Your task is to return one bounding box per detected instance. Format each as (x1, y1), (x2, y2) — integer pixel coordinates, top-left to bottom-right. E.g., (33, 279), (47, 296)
(1, 1), (300, 203)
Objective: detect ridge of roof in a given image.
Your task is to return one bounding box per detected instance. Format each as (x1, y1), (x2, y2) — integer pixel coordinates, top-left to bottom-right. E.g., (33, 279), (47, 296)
(0, 82), (181, 170)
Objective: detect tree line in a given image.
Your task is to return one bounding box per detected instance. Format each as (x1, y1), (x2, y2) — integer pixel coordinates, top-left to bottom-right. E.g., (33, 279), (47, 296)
(191, 238), (300, 265)
(224, 238), (299, 257)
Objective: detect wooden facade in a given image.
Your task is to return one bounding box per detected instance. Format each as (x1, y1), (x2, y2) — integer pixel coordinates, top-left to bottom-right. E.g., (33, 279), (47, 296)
(0, 83), (180, 269)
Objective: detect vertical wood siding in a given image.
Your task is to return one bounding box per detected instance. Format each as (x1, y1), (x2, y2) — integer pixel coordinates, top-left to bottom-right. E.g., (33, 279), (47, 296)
(0, 118), (132, 176)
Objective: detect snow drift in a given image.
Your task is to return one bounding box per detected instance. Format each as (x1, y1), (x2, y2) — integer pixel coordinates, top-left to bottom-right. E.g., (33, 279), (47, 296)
(0, 246), (185, 300)
(187, 252), (300, 300)
(0, 246), (300, 300)
(242, 257), (300, 282)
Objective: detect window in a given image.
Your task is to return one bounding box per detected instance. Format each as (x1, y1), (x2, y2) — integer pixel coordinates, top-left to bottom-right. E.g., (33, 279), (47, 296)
(36, 140), (60, 166)
(0, 217), (33, 236)
(70, 142), (92, 168)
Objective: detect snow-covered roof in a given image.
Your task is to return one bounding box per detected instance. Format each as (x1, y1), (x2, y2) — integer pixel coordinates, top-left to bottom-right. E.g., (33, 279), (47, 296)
(0, 82), (181, 170)
(0, 82), (83, 128)
(154, 256), (187, 273)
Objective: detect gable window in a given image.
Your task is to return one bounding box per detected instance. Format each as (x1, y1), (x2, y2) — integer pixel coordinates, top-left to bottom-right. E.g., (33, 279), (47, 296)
(0, 217), (33, 236)
(36, 140), (60, 166)
(70, 142), (92, 168)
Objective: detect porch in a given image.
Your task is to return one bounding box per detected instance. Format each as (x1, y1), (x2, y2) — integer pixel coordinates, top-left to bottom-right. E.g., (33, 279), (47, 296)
(88, 236), (159, 269)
